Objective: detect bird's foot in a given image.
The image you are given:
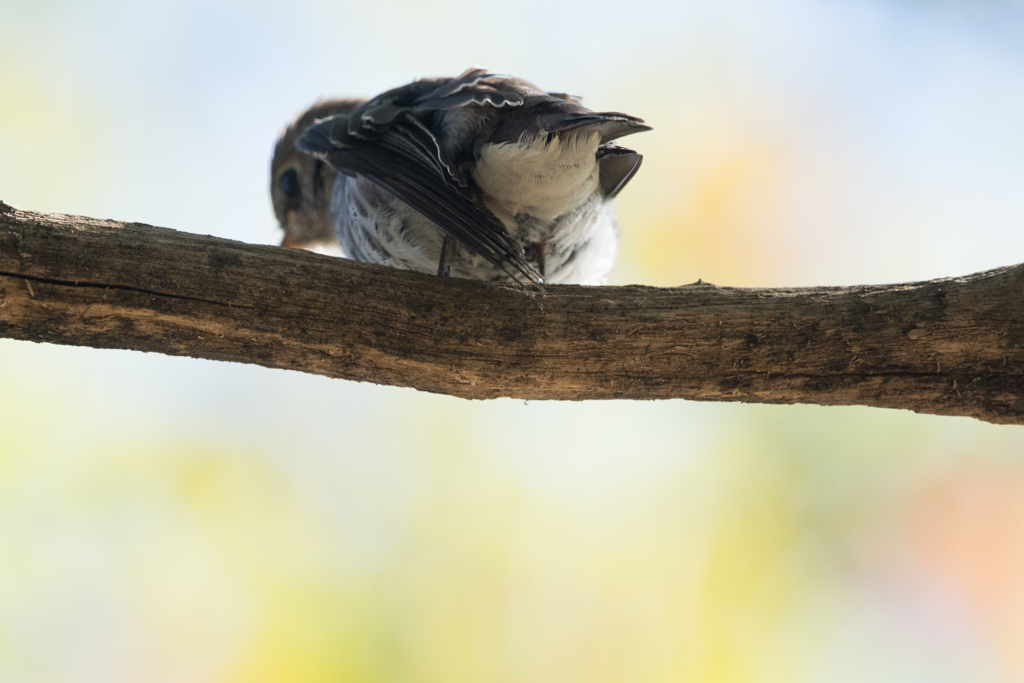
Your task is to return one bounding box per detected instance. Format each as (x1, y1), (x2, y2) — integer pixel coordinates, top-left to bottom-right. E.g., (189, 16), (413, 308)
(437, 234), (455, 278)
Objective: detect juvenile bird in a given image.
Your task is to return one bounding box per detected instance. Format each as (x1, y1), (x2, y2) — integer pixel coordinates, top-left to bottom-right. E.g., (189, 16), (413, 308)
(271, 68), (650, 284)
(271, 98), (360, 252)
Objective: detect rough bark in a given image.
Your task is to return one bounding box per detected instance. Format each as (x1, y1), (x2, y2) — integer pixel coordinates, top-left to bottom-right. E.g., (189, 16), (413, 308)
(1, 201), (1022, 424)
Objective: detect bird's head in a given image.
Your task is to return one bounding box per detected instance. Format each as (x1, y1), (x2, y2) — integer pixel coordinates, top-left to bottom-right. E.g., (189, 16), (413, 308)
(270, 98), (362, 250)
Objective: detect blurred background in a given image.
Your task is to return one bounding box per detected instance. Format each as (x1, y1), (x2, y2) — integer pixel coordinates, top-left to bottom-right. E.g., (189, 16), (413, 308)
(3, 0), (1024, 681)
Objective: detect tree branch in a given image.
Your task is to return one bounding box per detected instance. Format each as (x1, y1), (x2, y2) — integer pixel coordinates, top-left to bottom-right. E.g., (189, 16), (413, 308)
(1, 201), (1022, 424)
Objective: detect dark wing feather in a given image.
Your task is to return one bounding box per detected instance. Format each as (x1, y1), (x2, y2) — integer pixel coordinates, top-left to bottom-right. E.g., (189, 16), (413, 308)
(540, 111), (652, 144)
(489, 104), (652, 147)
(410, 68), (529, 110)
(597, 145), (644, 198)
(298, 113), (542, 284)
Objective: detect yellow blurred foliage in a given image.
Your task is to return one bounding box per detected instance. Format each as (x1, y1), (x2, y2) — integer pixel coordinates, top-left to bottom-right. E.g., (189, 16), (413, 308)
(0, 46), (101, 208)
(620, 139), (792, 288)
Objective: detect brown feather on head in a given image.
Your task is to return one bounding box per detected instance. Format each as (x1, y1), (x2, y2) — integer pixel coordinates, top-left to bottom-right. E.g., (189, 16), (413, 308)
(270, 98), (364, 250)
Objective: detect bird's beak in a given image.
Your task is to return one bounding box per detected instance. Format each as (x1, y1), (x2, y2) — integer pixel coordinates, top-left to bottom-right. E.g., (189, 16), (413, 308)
(281, 234), (300, 249)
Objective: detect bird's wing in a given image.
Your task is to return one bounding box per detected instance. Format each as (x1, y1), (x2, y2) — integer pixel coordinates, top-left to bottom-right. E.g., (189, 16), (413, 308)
(486, 103), (652, 147)
(596, 144), (644, 199)
(297, 111), (542, 284)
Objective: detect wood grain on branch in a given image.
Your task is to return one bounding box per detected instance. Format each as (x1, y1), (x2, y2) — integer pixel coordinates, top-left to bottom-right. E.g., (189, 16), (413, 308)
(1, 202), (1022, 424)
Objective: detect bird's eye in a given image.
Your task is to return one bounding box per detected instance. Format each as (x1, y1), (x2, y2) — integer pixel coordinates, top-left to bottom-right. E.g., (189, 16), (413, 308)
(279, 169), (300, 199)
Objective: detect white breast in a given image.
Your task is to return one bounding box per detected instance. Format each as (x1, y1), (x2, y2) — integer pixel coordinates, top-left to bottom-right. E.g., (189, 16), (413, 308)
(472, 131), (602, 223)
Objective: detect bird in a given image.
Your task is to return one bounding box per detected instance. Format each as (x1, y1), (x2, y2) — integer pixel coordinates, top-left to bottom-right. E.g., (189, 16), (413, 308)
(271, 97), (361, 252)
(270, 68), (650, 284)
